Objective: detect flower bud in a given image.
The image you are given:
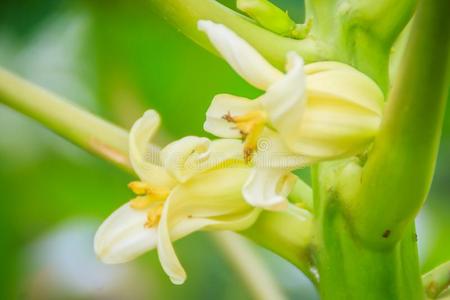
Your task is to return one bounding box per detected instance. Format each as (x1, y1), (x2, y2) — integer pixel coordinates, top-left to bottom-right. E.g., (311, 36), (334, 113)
(291, 61), (384, 158)
(237, 0), (296, 36)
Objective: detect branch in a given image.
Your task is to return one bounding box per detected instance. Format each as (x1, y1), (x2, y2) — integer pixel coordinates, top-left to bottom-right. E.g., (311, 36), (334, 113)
(352, 0), (417, 44)
(352, 0), (450, 247)
(213, 232), (287, 300)
(242, 204), (317, 285)
(146, 0), (330, 68)
(0, 68), (132, 173)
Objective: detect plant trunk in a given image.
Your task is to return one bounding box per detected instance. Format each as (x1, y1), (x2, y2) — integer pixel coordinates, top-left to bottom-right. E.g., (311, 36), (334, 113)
(312, 163), (424, 299)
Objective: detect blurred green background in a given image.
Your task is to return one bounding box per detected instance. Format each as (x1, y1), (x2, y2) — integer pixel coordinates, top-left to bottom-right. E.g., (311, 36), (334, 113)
(0, 0), (448, 299)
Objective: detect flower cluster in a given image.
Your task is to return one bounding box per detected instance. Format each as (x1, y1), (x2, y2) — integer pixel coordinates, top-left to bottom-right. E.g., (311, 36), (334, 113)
(95, 20), (384, 284)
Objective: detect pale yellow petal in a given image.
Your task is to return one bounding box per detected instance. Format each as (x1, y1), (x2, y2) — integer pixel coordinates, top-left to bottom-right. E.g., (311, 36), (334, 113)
(204, 93), (262, 138)
(293, 92), (381, 157)
(252, 128), (315, 169)
(288, 64), (383, 157)
(242, 168), (297, 211)
(157, 167), (256, 285)
(198, 20), (283, 90)
(129, 110), (177, 188)
(259, 52), (308, 154)
(307, 67), (384, 115)
(161, 136), (245, 182)
(157, 196), (211, 285)
(94, 203), (157, 264)
(161, 136), (211, 183)
(304, 61), (355, 75)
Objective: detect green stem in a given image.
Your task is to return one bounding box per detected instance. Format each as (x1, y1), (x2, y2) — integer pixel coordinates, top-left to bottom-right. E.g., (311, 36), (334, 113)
(305, 0), (415, 91)
(288, 178), (314, 211)
(212, 232), (287, 300)
(352, 0), (450, 248)
(145, 0), (330, 68)
(422, 261), (450, 299)
(346, 0), (416, 45)
(242, 204), (317, 286)
(313, 163), (423, 300)
(0, 68), (132, 173)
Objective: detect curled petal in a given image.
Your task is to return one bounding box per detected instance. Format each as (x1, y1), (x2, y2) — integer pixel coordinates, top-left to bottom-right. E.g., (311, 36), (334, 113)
(259, 52), (308, 154)
(204, 94), (262, 138)
(161, 136), (211, 182)
(94, 203), (157, 264)
(157, 167), (256, 284)
(198, 20), (283, 90)
(242, 168), (297, 211)
(157, 197), (211, 285)
(129, 110), (177, 188)
(252, 128), (316, 169)
(161, 136), (245, 182)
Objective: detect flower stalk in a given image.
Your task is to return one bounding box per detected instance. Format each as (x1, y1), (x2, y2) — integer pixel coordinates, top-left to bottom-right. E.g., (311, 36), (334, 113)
(0, 68), (132, 173)
(145, 0), (330, 68)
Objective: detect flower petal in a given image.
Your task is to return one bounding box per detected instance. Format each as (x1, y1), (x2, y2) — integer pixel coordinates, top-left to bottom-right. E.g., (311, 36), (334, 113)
(259, 52), (308, 154)
(252, 128), (315, 169)
(161, 136), (245, 182)
(204, 93), (262, 138)
(306, 66), (384, 115)
(198, 20), (283, 90)
(94, 203), (157, 264)
(291, 93), (382, 157)
(288, 64), (383, 158)
(156, 167), (257, 284)
(304, 61), (356, 75)
(129, 110), (177, 188)
(161, 136), (211, 183)
(242, 167), (297, 211)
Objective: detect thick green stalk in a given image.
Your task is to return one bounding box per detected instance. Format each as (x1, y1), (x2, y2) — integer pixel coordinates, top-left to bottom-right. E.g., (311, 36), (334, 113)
(312, 163), (423, 299)
(352, 0), (450, 247)
(242, 204), (317, 286)
(305, 0), (415, 91)
(146, 0), (330, 68)
(0, 68), (132, 173)
(349, 0), (416, 44)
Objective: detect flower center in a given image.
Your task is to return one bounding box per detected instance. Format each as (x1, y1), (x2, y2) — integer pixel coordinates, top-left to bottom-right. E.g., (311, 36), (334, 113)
(128, 181), (171, 228)
(222, 110), (267, 162)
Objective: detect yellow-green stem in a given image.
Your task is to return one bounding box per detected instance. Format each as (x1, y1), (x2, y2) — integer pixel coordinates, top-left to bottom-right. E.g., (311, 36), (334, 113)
(0, 68), (132, 173)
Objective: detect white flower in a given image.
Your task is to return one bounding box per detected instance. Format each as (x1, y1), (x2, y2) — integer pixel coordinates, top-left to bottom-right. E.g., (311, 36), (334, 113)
(95, 110), (262, 285)
(198, 20), (383, 210)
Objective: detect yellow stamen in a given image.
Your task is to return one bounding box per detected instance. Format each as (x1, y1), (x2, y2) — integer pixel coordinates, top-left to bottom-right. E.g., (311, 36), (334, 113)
(130, 195), (153, 209)
(128, 181), (170, 200)
(128, 181), (150, 195)
(223, 110), (267, 162)
(128, 181), (171, 228)
(145, 203), (164, 228)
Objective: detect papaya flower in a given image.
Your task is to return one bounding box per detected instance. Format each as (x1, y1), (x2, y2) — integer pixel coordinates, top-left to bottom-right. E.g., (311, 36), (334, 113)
(94, 110), (266, 285)
(198, 20), (384, 210)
